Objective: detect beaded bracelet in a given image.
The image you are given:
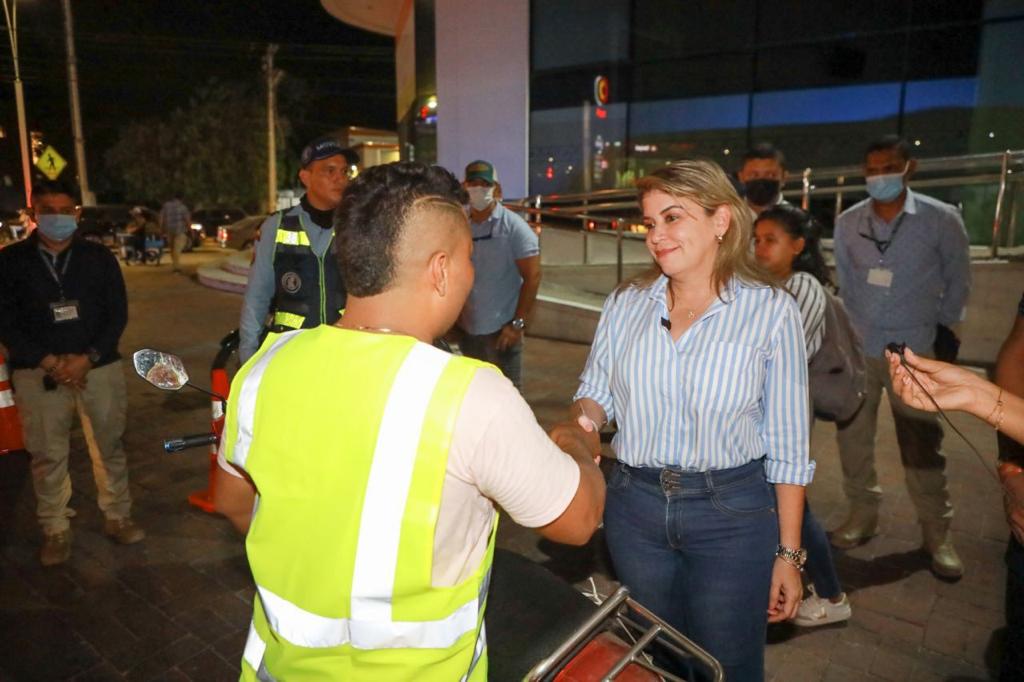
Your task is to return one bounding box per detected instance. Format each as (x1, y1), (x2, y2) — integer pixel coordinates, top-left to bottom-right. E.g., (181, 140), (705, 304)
(998, 461), (1024, 483)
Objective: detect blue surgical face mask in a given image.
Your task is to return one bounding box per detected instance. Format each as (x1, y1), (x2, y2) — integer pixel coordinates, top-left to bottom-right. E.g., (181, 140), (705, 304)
(36, 214), (78, 242)
(865, 163), (908, 203)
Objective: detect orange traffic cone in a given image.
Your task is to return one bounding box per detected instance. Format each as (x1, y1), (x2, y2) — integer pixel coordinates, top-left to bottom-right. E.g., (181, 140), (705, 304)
(0, 355), (25, 454)
(187, 366), (230, 513)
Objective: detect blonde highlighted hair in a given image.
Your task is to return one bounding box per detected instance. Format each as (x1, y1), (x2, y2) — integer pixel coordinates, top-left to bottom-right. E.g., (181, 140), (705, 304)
(621, 158), (774, 295)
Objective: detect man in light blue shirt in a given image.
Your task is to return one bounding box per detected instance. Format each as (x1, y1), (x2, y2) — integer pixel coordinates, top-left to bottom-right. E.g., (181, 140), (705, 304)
(832, 135), (971, 579)
(456, 160), (541, 390)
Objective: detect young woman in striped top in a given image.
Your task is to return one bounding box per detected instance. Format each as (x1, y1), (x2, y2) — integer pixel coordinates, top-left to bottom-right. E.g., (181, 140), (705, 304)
(754, 205), (853, 628)
(571, 160), (812, 680)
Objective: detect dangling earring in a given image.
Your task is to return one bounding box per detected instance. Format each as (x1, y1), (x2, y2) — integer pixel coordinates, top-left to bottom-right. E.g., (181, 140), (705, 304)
(715, 234), (724, 244)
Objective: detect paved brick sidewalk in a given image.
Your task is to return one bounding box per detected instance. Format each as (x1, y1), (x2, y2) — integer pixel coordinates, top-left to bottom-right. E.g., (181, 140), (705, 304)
(0, 251), (1009, 680)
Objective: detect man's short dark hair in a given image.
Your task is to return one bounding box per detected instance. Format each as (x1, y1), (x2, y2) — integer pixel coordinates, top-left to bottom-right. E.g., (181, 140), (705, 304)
(741, 143), (785, 170)
(32, 177), (81, 204)
(865, 135), (912, 162)
(336, 162), (467, 297)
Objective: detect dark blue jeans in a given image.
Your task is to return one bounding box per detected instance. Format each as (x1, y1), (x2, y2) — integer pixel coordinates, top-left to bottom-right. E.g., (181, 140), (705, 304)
(604, 459), (778, 682)
(459, 331), (523, 390)
(803, 504), (842, 599)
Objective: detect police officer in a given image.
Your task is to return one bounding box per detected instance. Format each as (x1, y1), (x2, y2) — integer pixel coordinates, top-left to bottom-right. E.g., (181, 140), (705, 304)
(238, 136), (357, 362)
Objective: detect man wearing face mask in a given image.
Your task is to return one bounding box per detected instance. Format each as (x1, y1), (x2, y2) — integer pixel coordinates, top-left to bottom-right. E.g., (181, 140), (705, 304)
(737, 143), (789, 215)
(238, 136), (357, 363)
(455, 160), (541, 390)
(831, 135), (971, 579)
(0, 178), (142, 566)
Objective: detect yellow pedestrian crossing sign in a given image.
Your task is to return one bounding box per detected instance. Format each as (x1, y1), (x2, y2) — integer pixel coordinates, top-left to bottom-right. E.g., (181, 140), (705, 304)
(36, 145), (67, 180)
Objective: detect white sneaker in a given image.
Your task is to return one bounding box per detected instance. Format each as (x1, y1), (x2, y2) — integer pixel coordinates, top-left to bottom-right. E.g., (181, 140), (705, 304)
(793, 587), (851, 627)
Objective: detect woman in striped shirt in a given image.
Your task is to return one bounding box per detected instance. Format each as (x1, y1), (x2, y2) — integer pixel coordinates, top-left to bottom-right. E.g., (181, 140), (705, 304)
(754, 205), (852, 628)
(572, 160), (812, 680)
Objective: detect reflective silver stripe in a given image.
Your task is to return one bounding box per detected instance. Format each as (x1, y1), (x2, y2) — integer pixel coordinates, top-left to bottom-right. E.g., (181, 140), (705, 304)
(350, 343), (451, 622)
(0, 389), (13, 409)
(249, 341), (481, 651)
(243, 623), (267, 672)
(257, 583), (479, 650)
(233, 331), (302, 468)
(461, 622), (487, 682)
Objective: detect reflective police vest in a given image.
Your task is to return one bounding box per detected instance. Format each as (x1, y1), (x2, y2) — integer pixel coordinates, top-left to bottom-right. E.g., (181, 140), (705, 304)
(270, 209), (346, 332)
(223, 326), (495, 681)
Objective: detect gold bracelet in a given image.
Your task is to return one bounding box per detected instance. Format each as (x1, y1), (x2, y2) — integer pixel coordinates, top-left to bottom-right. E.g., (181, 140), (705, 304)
(986, 388), (1004, 428)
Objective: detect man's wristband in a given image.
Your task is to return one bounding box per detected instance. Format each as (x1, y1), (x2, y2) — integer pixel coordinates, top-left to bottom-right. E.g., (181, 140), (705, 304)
(509, 317), (526, 331)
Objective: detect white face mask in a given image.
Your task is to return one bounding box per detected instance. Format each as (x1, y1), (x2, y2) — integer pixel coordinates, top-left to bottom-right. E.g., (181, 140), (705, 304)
(466, 186), (495, 211)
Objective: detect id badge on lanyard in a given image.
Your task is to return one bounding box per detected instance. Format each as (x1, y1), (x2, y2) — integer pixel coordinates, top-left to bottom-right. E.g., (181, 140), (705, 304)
(50, 300), (81, 323)
(40, 248), (80, 323)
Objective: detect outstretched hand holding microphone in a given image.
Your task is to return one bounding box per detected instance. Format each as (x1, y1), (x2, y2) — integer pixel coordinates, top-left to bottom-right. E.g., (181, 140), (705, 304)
(886, 346), (1024, 542)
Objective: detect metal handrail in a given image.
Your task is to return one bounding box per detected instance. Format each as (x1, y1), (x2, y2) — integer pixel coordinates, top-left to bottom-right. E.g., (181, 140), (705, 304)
(508, 149), (1024, 262)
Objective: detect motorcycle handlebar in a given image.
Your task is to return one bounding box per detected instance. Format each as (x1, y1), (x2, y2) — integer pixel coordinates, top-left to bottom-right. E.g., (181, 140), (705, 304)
(164, 433), (219, 453)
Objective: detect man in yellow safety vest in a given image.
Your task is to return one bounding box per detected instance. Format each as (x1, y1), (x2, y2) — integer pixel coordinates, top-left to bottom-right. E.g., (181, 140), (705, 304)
(214, 161), (605, 680)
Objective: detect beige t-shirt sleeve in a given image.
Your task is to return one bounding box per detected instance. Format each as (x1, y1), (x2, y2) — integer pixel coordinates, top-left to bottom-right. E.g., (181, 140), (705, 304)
(448, 367), (581, 528)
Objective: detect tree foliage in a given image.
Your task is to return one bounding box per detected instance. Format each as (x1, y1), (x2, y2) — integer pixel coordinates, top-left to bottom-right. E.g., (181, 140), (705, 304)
(105, 79), (289, 211)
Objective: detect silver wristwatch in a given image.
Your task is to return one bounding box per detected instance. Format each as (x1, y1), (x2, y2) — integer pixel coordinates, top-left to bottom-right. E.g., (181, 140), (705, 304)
(510, 317), (526, 331)
(775, 545), (807, 569)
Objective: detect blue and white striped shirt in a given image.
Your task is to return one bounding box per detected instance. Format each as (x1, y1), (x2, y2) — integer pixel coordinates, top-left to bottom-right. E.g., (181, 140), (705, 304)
(575, 275), (813, 485)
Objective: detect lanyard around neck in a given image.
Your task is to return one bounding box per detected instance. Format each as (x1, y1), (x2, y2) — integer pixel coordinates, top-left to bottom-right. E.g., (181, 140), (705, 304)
(858, 211), (907, 255)
(38, 247), (73, 300)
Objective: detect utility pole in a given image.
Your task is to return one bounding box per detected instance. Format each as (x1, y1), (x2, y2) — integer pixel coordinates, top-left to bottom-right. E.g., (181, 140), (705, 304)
(1, 0), (32, 207)
(62, 0), (93, 205)
(264, 44), (282, 214)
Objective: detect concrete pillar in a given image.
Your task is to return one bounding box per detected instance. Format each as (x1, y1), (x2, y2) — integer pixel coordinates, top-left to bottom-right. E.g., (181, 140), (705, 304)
(434, 0), (530, 198)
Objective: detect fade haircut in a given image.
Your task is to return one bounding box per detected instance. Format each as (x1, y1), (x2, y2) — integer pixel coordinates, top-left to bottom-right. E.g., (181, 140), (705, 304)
(741, 142), (786, 170)
(865, 134), (912, 163)
(336, 162), (467, 297)
(32, 177), (81, 204)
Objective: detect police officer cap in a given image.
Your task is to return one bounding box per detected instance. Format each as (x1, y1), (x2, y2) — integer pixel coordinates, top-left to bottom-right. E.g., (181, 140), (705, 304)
(300, 136), (359, 168)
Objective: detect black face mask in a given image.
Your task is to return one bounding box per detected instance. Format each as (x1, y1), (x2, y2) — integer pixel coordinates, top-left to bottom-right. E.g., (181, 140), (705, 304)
(744, 179), (781, 207)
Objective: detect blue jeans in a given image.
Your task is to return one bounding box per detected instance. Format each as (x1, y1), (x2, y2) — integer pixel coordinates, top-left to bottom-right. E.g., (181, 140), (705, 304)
(459, 331), (523, 390)
(803, 504), (842, 599)
(604, 459), (778, 682)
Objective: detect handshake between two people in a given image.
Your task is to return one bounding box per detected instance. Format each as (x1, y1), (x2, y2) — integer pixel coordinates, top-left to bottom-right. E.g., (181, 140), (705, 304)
(547, 399), (607, 466)
(40, 353), (94, 390)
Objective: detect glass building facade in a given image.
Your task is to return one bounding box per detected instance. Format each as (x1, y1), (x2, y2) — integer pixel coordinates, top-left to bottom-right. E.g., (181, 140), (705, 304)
(528, 0), (1024, 209)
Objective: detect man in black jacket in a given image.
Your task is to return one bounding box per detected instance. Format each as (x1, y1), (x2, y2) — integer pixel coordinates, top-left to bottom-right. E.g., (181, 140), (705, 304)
(0, 179), (144, 566)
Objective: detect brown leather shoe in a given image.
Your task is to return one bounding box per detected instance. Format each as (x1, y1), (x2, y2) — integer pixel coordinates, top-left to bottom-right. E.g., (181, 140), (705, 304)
(830, 510), (879, 550)
(923, 524), (963, 580)
(40, 529), (72, 566)
(104, 517), (146, 545)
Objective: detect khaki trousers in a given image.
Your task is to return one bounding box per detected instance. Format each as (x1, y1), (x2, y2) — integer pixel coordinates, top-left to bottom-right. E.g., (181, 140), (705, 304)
(835, 356), (953, 525)
(170, 232), (188, 271)
(13, 361), (132, 533)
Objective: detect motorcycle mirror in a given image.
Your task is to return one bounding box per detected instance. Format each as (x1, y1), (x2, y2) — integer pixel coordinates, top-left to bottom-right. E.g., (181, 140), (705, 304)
(132, 349), (189, 391)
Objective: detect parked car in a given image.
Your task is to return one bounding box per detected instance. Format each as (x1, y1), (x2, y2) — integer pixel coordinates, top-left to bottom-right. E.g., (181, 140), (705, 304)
(192, 208), (246, 238)
(78, 204), (132, 246)
(217, 214), (266, 250)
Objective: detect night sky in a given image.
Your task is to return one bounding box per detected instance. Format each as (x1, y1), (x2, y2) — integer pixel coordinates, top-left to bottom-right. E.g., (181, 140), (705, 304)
(0, 0), (395, 201)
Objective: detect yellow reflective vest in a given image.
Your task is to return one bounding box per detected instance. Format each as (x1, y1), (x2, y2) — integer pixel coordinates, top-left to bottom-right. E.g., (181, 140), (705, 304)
(222, 326), (496, 681)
